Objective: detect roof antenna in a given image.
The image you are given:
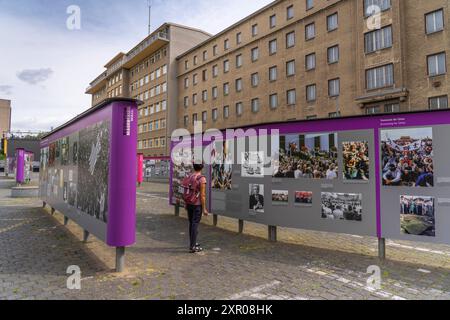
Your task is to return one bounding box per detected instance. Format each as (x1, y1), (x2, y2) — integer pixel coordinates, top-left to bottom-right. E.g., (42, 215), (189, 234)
(147, 0), (152, 35)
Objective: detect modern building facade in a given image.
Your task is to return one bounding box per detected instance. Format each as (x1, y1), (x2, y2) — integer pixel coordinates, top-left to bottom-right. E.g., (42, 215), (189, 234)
(176, 0), (449, 132)
(86, 23), (211, 157)
(0, 99), (12, 136)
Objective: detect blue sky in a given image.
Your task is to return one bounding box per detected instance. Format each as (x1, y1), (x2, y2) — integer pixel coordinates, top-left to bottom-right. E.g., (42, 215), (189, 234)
(0, 0), (273, 131)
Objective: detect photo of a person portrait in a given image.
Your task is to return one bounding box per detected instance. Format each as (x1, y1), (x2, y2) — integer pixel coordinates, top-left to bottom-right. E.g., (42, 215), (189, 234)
(249, 184), (264, 214)
(381, 128), (434, 187)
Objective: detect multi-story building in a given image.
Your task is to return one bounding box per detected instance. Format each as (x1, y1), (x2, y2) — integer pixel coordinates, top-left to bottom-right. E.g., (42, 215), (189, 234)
(86, 23), (211, 157)
(177, 0), (449, 132)
(0, 99), (12, 136)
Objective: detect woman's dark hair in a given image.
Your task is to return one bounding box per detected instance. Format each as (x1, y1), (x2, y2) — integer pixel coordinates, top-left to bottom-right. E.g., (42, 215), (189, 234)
(193, 163), (204, 172)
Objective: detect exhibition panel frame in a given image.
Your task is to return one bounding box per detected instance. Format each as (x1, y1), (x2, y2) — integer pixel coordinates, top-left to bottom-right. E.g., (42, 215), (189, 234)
(39, 98), (140, 270)
(170, 109), (450, 247)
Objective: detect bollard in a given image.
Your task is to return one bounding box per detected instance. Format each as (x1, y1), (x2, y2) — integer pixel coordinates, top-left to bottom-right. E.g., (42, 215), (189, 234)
(116, 247), (125, 272)
(268, 226), (277, 242)
(213, 214), (218, 227)
(238, 219), (244, 234)
(83, 230), (90, 243)
(175, 205), (180, 217)
(64, 216), (69, 226)
(378, 238), (386, 260)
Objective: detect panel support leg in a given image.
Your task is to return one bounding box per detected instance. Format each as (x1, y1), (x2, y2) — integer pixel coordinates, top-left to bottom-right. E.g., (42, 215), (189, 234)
(268, 226), (277, 242)
(64, 216), (69, 226)
(378, 238), (386, 260)
(238, 219), (244, 234)
(175, 205), (180, 217)
(83, 230), (90, 243)
(116, 247), (125, 273)
(213, 214), (218, 227)
(43, 201), (46, 208)
(51, 207), (55, 215)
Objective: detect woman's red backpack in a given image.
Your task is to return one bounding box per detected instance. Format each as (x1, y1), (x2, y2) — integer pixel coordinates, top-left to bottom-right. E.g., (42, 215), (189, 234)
(181, 174), (204, 205)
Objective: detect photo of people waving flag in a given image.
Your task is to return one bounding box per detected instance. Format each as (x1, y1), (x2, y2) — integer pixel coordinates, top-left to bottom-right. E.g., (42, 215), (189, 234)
(381, 128), (434, 187)
(342, 141), (369, 181)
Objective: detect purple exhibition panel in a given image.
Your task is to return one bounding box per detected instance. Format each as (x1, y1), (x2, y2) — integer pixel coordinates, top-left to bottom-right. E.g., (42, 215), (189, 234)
(15, 148), (25, 184)
(170, 109), (450, 245)
(39, 98), (140, 247)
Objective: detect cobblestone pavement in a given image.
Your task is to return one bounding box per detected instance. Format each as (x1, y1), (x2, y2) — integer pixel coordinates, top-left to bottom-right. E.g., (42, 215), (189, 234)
(1, 178), (450, 300)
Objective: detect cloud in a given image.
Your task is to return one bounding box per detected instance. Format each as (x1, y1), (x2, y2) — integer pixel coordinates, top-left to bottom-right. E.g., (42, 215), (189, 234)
(16, 68), (54, 85)
(0, 85), (13, 95)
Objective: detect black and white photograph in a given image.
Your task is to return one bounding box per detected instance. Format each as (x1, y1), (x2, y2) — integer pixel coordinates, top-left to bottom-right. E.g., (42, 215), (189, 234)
(342, 141), (369, 181)
(400, 195), (435, 237)
(211, 140), (233, 190)
(249, 184), (264, 214)
(76, 120), (110, 223)
(321, 192), (362, 221)
(272, 190), (289, 206)
(272, 133), (338, 179)
(381, 128), (434, 187)
(242, 151), (264, 178)
(295, 191), (313, 206)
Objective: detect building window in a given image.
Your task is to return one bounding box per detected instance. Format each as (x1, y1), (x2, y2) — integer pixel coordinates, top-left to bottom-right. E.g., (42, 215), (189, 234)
(365, 25), (392, 53)
(286, 60), (296, 77)
(202, 111), (207, 123)
(224, 39), (230, 50)
(193, 94), (198, 105)
(366, 64), (394, 89)
(251, 98), (260, 113)
(327, 13), (338, 31)
(270, 15), (276, 28)
(203, 50), (208, 61)
(184, 116), (189, 127)
(223, 82), (230, 95)
(202, 69), (208, 81)
(384, 103), (400, 113)
(213, 45), (218, 56)
(236, 102), (243, 116)
(193, 55), (198, 65)
(236, 32), (242, 44)
(269, 94), (278, 109)
(184, 60), (189, 70)
(305, 53), (316, 70)
(329, 112), (341, 118)
(252, 24), (258, 37)
(426, 9), (444, 34)
(287, 89), (296, 105)
(429, 95), (449, 110)
(328, 78), (340, 97)
(364, 0), (391, 17)
(212, 108), (218, 121)
(193, 73), (198, 85)
(428, 52), (447, 76)
(224, 60), (230, 73)
(306, 84), (316, 102)
(184, 96), (189, 108)
(305, 23), (315, 40)
(327, 45), (339, 64)
(223, 105), (230, 119)
(236, 78), (243, 92)
(202, 90), (208, 102)
(269, 39), (277, 55)
(251, 47), (259, 62)
(212, 86), (218, 99)
(366, 106), (381, 115)
(192, 113), (198, 125)
(236, 54), (243, 68)
(251, 73), (259, 87)
(306, 0), (314, 10)
(184, 77), (189, 89)
(287, 5), (294, 20)
(286, 31), (295, 48)
(212, 65), (219, 78)
(269, 66), (278, 82)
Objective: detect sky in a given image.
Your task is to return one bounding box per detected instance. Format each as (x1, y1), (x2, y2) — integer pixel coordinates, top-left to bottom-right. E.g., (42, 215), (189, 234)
(0, 0), (273, 132)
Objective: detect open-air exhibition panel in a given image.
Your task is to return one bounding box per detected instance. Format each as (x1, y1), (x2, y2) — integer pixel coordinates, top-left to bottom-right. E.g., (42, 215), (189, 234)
(170, 109), (450, 245)
(39, 98), (139, 247)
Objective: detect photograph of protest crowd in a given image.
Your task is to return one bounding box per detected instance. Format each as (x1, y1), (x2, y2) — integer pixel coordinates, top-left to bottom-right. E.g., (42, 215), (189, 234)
(294, 191), (313, 206)
(272, 133), (338, 179)
(321, 193), (363, 221)
(249, 184), (265, 214)
(400, 195), (435, 237)
(242, 151), (264, 178)
(381, 128), (434, 187)
(171, 147), (194, 205)
(342, 141), (370, 181)
(272, 190), (289, 206)
(211, 140), (233, 190)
